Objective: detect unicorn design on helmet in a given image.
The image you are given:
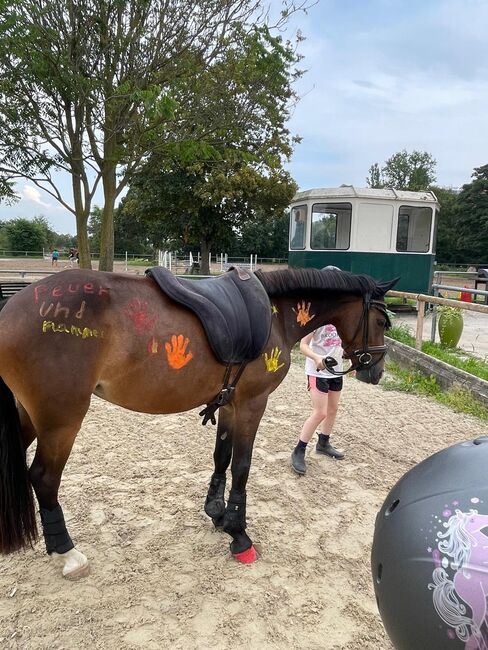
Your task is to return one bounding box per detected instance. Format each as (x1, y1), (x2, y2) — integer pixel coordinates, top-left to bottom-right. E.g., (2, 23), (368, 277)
(430, 509), (488, 649)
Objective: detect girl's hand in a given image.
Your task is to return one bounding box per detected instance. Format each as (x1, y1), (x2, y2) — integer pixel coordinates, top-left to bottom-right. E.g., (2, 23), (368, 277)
(315, 356), (325, 371)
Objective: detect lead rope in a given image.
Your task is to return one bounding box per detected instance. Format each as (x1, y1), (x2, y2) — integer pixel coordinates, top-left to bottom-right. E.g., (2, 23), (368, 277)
(199, 361), (248, 425)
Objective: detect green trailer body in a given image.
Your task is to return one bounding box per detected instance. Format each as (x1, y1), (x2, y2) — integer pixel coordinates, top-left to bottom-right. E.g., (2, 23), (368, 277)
(288, 187), (439, 294)
(288, 250), (435, 294)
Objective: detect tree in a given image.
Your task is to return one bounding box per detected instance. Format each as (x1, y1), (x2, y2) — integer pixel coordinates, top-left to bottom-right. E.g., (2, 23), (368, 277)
(430, 186), (459, 262)
(122, 163), (296, 273)
(366, 162), (383, 189)
(5, 218), (48, 254)
(453, 165), (488, 263)
(0, 0), (303, 270)
(234, 211), (289, 258)
(367, 150), (437, 191)
(121, 24), (300, 273)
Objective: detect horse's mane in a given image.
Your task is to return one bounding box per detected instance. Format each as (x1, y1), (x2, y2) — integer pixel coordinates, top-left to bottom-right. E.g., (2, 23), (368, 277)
(254, 267), (388, 299)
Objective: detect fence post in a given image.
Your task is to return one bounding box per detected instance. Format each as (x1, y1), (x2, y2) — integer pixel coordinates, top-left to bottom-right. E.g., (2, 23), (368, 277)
(220, 253), (223, 272)
(415, 299), (424, 350)
(125, 251), (128, 272)
(430, 287), (439, 343)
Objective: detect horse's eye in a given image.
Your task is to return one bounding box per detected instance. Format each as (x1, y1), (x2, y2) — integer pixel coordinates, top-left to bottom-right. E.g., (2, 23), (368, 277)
(480, 526), (488, 538)
(377, 319), (386, 328)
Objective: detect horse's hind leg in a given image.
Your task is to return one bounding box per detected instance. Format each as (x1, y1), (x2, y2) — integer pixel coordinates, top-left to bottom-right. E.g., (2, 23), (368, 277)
(204, 406), (234, 527)
(18, 402), (37, 450)
(28, 404), (91, 580)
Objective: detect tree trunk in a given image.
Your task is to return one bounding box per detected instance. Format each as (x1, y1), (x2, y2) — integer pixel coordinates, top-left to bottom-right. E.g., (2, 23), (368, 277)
(99, 163), (116, 272)
(71, 161), (92, 269)
(200, 238), (210, 275)
(76, 212), (91, 268)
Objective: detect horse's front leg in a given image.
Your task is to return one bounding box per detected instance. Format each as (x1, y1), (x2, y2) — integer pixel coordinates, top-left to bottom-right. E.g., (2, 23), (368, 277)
(204, 405), (234, 528)
(223, 396), (268, 564)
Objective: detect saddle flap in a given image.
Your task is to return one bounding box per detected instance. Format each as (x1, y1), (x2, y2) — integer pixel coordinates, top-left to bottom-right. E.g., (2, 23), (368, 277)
(146, 266), (271, 364)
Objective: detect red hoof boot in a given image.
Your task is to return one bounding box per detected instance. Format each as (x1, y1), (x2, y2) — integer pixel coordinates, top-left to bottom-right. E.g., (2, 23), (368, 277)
(233, 545), (257, 564)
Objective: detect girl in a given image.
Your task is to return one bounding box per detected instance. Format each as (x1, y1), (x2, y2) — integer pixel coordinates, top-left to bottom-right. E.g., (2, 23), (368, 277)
(291, 268), (345, 475)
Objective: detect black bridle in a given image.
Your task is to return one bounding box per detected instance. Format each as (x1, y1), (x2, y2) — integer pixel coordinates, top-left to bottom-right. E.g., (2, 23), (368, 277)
(323, 294), (390, 376)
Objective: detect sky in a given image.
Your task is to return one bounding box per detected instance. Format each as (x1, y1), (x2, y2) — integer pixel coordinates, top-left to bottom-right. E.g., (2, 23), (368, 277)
(2, 0), (488, 235)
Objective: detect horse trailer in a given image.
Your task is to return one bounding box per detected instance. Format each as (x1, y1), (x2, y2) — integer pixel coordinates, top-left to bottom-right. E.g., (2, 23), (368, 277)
(288, 186), (439, 293)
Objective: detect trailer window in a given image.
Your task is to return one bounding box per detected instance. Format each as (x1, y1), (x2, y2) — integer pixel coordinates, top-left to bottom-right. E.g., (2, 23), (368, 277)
(311, 203), (351, 250)
(396, 206), (432, 252)
(290, 205), (307, 249)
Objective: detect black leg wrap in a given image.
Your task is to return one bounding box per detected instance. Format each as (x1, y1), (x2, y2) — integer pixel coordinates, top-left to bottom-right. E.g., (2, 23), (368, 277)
(204, 473), (226, 519)
(223, 489), (247, 534)
(40, 505), (74, 555)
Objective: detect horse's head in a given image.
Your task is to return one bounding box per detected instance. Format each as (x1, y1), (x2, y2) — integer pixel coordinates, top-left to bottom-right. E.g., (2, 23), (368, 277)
(339, 277), (399, 385)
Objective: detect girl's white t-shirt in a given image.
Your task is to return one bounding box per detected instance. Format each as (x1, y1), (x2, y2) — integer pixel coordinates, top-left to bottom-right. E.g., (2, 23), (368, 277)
(304, 324), (343, 379)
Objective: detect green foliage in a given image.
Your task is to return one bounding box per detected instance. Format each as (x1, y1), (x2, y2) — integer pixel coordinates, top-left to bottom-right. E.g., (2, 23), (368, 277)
(5, 217), (47, 253)
(451, 164), (488, 262)
(383, 362), (488, 421)
(430, 186), (459, 263)
(386, 323), (488, 381)
(121, 165), (297, 268)
(87, 206), (102, 252)
(367, 149), (437, 191)
(0, 0), (304, 270)
(421, 341), (488, 381)
(384, 297), (416, 307)
(387, 323), (416, 346)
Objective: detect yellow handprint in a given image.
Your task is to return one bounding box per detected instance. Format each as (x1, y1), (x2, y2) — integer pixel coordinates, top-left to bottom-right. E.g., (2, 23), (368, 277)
(165, 334), (194, 369)
(263, 347), (285, 373)
(292, 300), (315, 327)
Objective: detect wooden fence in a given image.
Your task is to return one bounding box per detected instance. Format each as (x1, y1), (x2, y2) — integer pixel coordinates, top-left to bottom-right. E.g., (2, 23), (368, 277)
(387, 290), (488, 350)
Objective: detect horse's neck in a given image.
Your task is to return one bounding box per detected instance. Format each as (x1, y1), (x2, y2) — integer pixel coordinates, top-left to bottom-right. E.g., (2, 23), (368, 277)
(271, 295), (345, 349)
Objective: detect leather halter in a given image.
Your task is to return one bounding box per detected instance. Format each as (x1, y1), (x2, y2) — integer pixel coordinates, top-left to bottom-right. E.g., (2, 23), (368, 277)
(324, 294), (389, 375)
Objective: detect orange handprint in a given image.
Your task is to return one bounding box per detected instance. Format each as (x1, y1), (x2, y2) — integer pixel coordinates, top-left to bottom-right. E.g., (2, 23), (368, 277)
(292, 300), (315, 327)
(165, 334), (194, 369)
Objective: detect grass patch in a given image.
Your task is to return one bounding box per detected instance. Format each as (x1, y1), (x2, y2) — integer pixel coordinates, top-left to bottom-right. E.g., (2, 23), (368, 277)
(382, 362), (488, 421)
(386, 324), (488, 381)
(385, 296), (416, 307)
(127, 258), (153, 266)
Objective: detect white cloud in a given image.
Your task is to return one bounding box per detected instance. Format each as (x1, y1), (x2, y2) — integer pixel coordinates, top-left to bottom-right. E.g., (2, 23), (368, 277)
(20, 185), (52, 209)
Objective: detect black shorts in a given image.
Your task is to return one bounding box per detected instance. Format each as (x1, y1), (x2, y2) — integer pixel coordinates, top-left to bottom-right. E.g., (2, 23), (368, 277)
(308, 375), (343, 393)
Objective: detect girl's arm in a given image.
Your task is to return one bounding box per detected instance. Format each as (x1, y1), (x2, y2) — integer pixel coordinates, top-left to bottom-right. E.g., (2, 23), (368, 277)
(299, 332), (326, 370)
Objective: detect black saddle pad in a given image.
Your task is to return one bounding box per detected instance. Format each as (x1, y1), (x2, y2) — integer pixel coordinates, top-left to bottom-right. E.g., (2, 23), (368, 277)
(146, 266), (272, 364)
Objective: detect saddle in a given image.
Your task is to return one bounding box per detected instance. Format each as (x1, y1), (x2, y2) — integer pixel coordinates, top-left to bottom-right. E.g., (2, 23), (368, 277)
(146, 266), (272, 365)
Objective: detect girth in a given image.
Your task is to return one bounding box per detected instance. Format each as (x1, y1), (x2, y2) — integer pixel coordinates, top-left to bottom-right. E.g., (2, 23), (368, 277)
(146, 266), (272, 365)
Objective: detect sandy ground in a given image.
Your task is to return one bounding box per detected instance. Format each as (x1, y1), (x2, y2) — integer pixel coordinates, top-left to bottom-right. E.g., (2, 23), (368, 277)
(1, 361), (487, 650)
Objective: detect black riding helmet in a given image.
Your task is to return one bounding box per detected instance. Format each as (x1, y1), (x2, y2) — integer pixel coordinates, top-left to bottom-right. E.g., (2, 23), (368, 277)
(372, 436), (488, 650)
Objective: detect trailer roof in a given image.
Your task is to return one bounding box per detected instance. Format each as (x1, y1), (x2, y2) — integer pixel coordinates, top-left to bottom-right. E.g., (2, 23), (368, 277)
(292, 186), (439, 204)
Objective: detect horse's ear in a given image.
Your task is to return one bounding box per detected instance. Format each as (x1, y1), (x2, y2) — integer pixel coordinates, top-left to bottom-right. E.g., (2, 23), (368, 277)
(375, 277), (400, 297)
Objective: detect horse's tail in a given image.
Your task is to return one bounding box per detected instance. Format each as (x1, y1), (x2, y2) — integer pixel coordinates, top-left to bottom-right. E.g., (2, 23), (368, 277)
(0, 377), (38, 553)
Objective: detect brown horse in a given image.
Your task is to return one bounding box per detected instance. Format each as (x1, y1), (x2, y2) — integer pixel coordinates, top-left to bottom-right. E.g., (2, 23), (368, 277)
(0, 266), (396, 578)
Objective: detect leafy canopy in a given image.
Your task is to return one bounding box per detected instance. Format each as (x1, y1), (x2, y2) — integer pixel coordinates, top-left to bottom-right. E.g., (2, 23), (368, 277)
(367, 150), (437, 191)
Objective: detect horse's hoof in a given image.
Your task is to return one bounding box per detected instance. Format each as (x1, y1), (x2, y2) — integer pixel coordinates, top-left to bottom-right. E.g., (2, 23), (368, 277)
(233, 545), (257, 564)
(63, 561), (90, 581)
